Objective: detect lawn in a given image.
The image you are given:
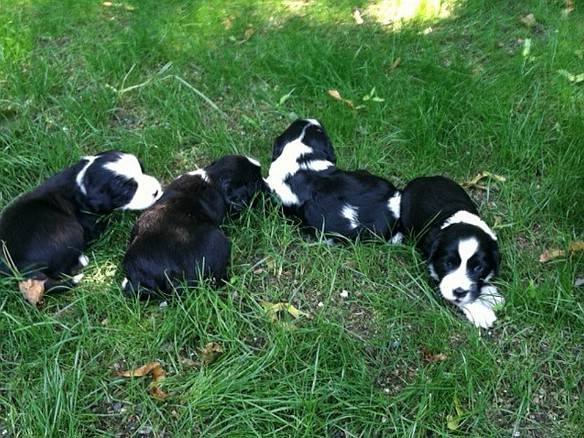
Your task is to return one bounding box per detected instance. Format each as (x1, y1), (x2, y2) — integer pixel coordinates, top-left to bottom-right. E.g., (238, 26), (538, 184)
(0, 0), (582, 436)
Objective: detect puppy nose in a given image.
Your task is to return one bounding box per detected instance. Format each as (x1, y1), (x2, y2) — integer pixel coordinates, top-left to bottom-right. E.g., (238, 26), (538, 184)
(453, 288), (467, 298)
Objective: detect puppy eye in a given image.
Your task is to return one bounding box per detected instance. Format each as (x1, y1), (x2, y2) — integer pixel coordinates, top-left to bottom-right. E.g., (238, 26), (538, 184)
(444, 259), (455, 269)
(473, 264), (482, 273)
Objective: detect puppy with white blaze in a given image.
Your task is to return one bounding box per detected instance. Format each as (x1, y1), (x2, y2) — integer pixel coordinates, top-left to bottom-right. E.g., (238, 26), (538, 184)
(121, 155), (267, 297)
(0, 150), (162, 296)
(266, 119), (401, 241)
(399, 176), (503, 328)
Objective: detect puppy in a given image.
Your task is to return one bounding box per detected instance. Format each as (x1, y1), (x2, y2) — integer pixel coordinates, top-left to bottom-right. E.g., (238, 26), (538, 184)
(121, 154), (266, 297)
(0, 150), (162, 298)
(399, 175), (503, 328)
(266, 119), (401, 241)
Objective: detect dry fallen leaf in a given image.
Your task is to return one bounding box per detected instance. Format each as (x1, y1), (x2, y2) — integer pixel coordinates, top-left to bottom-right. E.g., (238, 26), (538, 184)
(199, 342), (224, 366)
(421, 346), (448, 362)
(223, 16), (234, 30)
(389, 57), (401, 71)
(327, 89), (355, 109)
(353, 9), (364, 24)
(113, 361), (167, 400)
(519, 13), (537, 28)
(462, 171), (506, 190)
(539, 241), (584, 262)
(562, 0), (574, 16)
(18, 279), (46, 305)
(539, 248), (566, 263)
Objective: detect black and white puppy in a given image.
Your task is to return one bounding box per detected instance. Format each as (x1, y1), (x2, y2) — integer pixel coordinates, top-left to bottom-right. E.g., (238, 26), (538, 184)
(121, 154), (266, 297)
(399, 175), (503, 328)
(266, 119), (401, 241)
(0, 150), (162, 293)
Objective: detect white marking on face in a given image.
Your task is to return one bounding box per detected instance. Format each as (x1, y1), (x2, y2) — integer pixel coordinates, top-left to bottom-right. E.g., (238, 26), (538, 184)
(105, 154), (162, 211)
(119, 174), (162, 210)
(75, 155), (97, 195)
(459, 299), (497, 328)
(441, 210), (497, 241)
(341, 204), (359, 230)
(186, 168), (210, 182)
(266, 140), (332, 206)
(245, 156), (261, 168)
(438, 237), (479, 304)
(388, 191), (401, 219)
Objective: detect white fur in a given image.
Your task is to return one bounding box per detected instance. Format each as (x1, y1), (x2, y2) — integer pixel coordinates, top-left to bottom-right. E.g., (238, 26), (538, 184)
(266, 139), (334, 206)
(186, 168), (210, 182)
(388, 192), (401, 219)
(341, 204), (359, 230)
(245, 156), (261, 168)
(438, 238), (478, 304)
(71, 273), (84, 284)
(121, 277), (128, 289)
(78, 254), (89, 267)
(75, 156), (97, 195)
(459, 299), (497, 328)
(390, 232), (403, 244)
(120, 174), (162, 210)
(441, 210), (497, 241)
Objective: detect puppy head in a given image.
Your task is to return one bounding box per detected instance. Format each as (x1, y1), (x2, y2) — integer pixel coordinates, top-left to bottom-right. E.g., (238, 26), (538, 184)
(427, 225), (500, 305)
(272, 119), (336, 163)
(75, 151), (162, 213)
(205, 155), (267, 213)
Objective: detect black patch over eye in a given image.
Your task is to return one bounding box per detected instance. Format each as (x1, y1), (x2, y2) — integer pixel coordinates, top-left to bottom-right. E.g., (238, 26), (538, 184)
(443, 258), (457, 269)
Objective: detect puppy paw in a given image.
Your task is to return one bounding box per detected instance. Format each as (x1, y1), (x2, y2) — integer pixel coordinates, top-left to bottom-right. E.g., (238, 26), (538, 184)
(460, 300), (497, 328)
(78, 254), (90, 267)
(478, 284), (504, 308)
(390, 232), (404, 244)
(71, 273), (84, 284)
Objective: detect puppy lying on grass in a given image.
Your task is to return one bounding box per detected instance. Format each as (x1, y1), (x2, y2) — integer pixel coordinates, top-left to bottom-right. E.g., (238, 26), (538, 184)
(122, 155), (266, 297)
(0, 150), (162, 304)
(266, 118), (401, 242)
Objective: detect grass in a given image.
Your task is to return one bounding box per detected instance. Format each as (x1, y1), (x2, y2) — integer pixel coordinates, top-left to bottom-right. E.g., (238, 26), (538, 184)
(1, 0), (583, 436)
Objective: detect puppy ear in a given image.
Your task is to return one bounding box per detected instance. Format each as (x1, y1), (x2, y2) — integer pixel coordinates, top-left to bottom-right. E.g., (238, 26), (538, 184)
(492, 248), (501, 274)
(423, 228), (441, 261)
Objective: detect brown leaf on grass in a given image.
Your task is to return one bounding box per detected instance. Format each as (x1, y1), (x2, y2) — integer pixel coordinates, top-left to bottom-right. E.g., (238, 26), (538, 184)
(421, 346), (448, 362)
(327, 90), (355, 109)
(569, 241), (584, 254)
(462, 171), (506, 190)
(223, 16), (234, 30)
(539, 241), (584, 262)
(389, 57), (401, 71)
(18, 279), (46, 305)
(539, 248), (566, 263)
(199, 342), (224, 366)
(113, 361), (167, 400)
(519, 13), (537, 28)
(562, 0), (574, 17)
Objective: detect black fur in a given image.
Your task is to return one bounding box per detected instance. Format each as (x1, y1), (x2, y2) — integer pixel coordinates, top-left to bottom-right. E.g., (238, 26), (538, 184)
(0, 150), (161, 292)
(121, 154), (266, 297)
(267, 119), (401, 241)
